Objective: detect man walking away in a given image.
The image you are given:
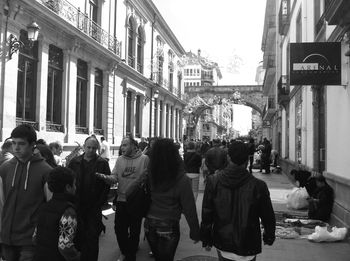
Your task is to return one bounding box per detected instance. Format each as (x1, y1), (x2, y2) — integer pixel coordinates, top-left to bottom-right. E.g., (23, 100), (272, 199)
(0, 124), (52, 261)
(247, 138), (256, 174)
(201, 141), (276, 261)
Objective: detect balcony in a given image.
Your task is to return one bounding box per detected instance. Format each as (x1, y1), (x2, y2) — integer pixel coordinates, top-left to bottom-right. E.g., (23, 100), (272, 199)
(263, 97), (276, 121)
(277, 75), (290, 109)
(38, 0), (121, 57)
(278, 0), (290, 36)
(323, 0), (350, 27)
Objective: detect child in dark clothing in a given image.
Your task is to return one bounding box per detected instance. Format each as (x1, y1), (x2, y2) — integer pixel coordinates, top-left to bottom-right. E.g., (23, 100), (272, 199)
(34, 167), (80, 261)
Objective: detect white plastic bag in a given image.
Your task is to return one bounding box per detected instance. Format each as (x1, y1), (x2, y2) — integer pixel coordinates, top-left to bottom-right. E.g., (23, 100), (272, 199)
(286, 187), (309, 209)
(308, 226), (348, 242)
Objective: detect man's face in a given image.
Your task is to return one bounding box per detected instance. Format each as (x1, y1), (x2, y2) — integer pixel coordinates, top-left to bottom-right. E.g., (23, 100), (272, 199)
(121, 138), (134, 156)
(84, 139), (98, 159)
(12, 137), (34, 162)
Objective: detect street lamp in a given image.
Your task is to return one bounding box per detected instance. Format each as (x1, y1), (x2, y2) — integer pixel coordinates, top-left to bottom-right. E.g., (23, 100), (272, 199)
(143, 89), (159, 105)
(8, 21), (40, 60)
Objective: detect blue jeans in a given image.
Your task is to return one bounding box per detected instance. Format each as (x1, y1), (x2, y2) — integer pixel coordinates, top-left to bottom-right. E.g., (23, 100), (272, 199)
(2, 245), (35, 261)
(144, 217), (180, 261)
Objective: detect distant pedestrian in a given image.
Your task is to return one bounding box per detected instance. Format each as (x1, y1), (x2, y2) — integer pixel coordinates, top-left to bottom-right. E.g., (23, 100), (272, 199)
(0, 138), (13, 166)
(204, 141), (228, 178)
(0, 124), (53, 261)
(100, 136), (111, 162)
(201, 140), (276, 261)
(67, 135), (111, 261)
(183, 141), (202, 201)
(145, 138), (200, 261)
(247, 138), (256, 174)
(49, 141), (63, 166)
(138, 137), (148, 152)
(34, 167), (80, 261)
(260, 138), (272, 174)
(34, 144), (58, 168)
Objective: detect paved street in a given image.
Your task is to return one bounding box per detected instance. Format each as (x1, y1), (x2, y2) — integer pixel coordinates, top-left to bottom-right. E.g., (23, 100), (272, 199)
(98, 169), (350, 261)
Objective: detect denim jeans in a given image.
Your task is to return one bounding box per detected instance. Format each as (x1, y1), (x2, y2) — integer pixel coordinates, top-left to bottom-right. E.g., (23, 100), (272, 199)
(144, 217), (180, 261)
(114, 202), (143, 261)
(2, 245), (35, 261)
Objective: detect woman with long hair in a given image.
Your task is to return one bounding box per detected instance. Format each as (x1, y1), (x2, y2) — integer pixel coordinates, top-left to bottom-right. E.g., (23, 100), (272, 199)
(144, 138), (200, 261)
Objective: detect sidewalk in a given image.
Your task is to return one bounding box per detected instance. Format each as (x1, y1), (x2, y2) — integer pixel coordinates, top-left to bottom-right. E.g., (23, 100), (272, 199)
(98, 168), (350, 261)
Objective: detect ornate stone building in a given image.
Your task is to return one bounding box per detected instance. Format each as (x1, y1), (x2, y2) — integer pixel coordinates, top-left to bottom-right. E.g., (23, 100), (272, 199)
(0, 0), (186, 149)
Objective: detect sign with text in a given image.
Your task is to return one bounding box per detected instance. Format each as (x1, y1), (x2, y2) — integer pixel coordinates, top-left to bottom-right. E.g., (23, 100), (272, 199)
(290, 42), (341, 85)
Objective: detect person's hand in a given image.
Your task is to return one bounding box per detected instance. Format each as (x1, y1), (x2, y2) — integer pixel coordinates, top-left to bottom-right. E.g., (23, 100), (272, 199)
(263, 233), (275, 246)
(193, 240), (199, 244)
(95, 172), (106, 179)
(112, 205), (116, 211)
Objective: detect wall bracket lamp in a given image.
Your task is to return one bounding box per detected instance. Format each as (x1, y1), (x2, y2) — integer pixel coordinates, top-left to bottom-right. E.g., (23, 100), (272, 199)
(8, 21), (40, 60)
(143, 89), (159, 105)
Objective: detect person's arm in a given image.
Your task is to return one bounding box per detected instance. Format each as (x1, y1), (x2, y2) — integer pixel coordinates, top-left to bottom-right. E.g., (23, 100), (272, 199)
(58, 207), (81, 261)
(179, 176), (200, 242)
(200, 176), (215, 247)
(44, 182), (53, 201)
(96, 159), (118, 185)
(258, 182), (276, 245)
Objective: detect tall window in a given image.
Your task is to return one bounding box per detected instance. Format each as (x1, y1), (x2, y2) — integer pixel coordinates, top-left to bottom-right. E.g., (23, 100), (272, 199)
(89, 0), (99, 41)
(94, 68), (103, 132)
(76, 59), (88, 132)
(16, 30), (38, 126)
(296, 11), (302, 42)
(159, 101), (163, 137)
(295, 90), (302, 163)
(135, 95), (141, 137)
(168, 62), (174, 92)
(166, 104), (169, 137)
(47, 45), (63, 131)
(170, 106), (174, 138)
(126, 91), (132, 135)
(136, 27), (143, 73)
(128, 18), (135, 67)
(154, 99), (158, 136)
(157, 56), (164, 85)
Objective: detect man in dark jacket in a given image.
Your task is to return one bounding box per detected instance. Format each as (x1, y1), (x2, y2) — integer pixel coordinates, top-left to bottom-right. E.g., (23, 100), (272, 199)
(201, 141), (275, 261)
(68, 136), (110, 261)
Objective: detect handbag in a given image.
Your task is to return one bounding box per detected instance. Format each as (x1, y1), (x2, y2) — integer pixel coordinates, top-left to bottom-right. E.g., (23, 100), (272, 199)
(125, 179), (151, 217)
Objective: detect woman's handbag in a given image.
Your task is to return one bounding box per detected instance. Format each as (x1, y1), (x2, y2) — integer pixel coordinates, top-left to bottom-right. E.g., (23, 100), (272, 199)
(126, 179), (151, 217)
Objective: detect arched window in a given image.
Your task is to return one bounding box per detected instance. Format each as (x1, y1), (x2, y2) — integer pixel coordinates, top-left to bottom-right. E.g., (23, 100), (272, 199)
(127, 17), (135, 67)
(136, 27), (144, 73)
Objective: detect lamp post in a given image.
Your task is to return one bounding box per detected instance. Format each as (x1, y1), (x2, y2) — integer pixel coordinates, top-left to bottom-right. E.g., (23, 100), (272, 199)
(8, 21), (40, 59)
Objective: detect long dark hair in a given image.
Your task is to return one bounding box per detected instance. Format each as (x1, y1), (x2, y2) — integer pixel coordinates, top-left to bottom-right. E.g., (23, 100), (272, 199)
(148, 138), (183, 191)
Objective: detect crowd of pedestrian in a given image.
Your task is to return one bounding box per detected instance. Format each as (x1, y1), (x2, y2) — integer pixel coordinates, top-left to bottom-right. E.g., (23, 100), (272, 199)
(0, 125), (333, 261)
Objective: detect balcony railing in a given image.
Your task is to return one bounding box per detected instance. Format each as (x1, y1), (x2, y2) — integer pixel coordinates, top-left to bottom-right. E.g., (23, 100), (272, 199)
(16, 119), (39, 131)
(278, 0), (290, 36)
(46, 122), (64, 132)
(128, 55), (135, 67)
(38, 0), (121, 57)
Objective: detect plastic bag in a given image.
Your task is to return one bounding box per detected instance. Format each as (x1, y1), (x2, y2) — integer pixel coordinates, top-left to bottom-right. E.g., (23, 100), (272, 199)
(286, 187), (309, 209)
(308, 226), (348, 242)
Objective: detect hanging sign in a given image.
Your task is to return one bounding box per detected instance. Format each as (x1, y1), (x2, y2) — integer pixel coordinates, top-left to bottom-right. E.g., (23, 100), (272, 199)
(289, 42), (341, 85)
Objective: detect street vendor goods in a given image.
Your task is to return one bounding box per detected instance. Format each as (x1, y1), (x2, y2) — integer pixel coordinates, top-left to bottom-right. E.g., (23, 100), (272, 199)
(308, 226), (348, 242)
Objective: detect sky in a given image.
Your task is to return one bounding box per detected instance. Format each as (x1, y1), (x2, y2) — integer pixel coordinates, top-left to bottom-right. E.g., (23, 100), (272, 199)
(152, 0), (267, 135)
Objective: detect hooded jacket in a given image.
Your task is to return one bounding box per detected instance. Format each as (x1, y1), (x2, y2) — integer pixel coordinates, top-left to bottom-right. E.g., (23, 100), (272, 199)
(200, 162), (275, 256)
(0, 154), (52, 245)
(111, 150), (149, 202)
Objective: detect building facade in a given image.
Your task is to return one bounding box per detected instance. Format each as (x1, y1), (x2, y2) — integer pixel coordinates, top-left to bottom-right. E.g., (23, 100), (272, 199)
(0, 0), (186, 149)
(261, 0), (350, 227)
